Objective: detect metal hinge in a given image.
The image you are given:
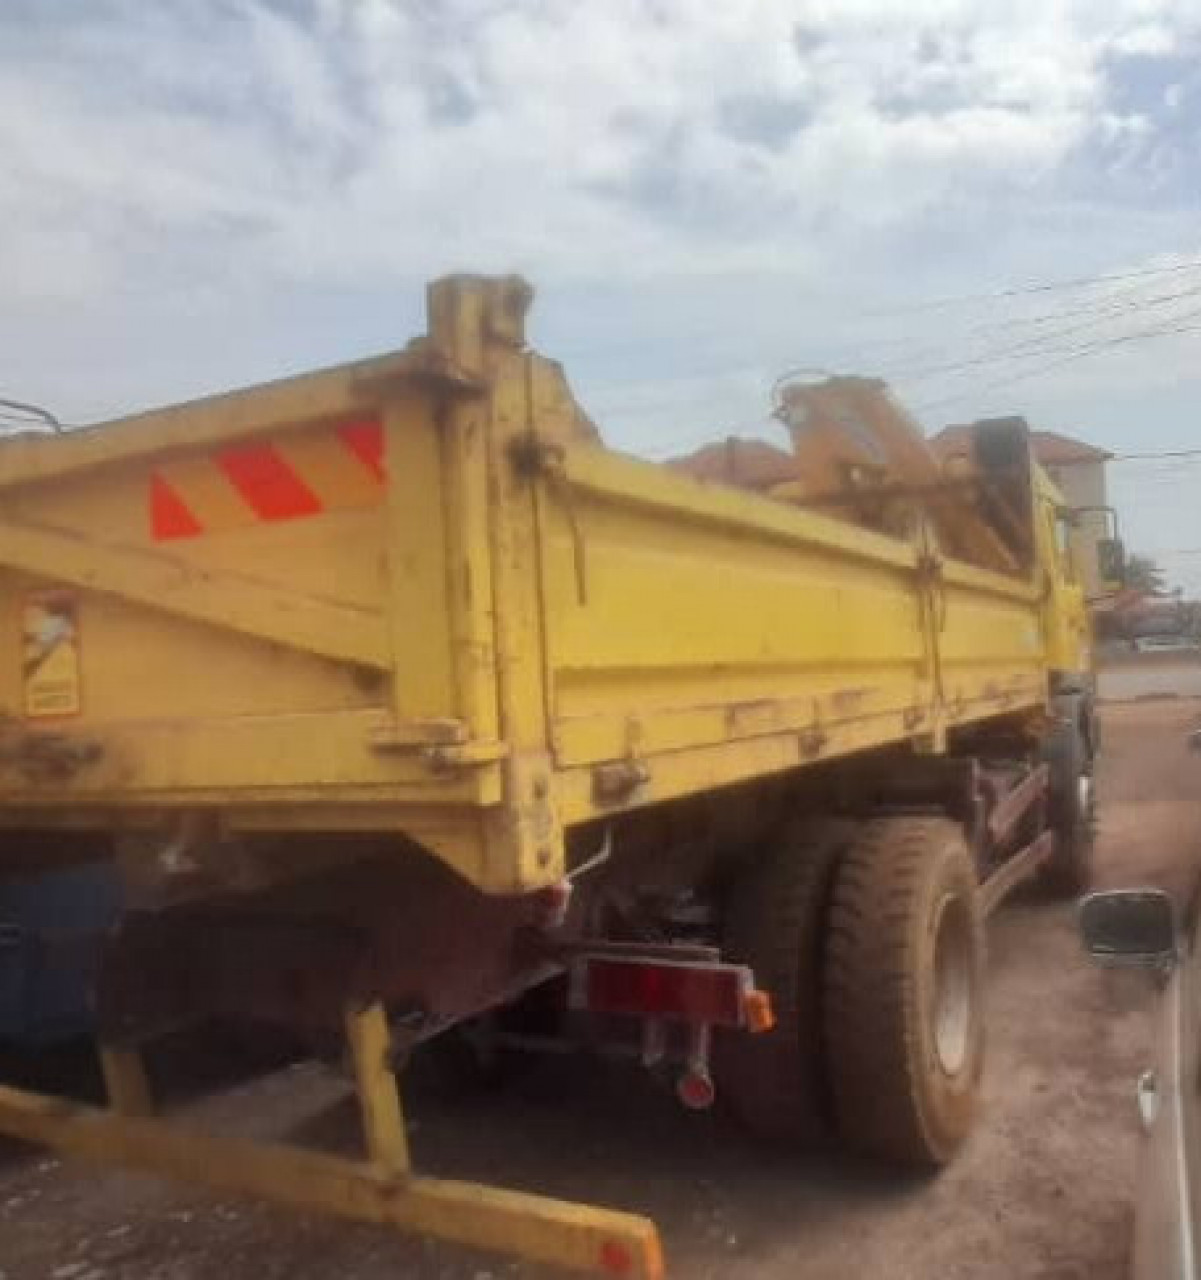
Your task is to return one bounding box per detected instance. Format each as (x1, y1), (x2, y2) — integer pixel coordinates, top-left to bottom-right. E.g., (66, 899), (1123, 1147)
(369, 719), (509, 772)
(592, 758), (650, 805)
(510, 438), (589, 606)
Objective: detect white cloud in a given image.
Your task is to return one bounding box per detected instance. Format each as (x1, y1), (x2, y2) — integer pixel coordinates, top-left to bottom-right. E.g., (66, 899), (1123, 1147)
(2, 0), (1195, 301)
(2, 0), (1201, 507)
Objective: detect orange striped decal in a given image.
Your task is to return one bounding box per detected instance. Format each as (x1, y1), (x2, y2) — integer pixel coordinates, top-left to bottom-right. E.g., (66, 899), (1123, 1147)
(337, 417), (385, 481)
(217, 443), (322, 521)
(150, 474), (204, 540)
(150, 417), (384, 541)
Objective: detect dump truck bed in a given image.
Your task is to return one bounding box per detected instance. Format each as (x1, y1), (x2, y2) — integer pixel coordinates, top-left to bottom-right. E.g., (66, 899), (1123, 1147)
(0, 276), (1047, 894)
(0, 276), (1088, 1280)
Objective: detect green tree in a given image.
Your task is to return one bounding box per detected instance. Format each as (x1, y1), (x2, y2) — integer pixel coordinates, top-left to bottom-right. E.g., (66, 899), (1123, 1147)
(1125, 553), (1165, 594)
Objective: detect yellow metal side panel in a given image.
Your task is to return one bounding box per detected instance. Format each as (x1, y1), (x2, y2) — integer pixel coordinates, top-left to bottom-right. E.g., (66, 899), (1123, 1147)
(5, 426), (389, 608)
(538, 446), (1050, 826)
(554, 702), (930, 821)
(0, 443), (390, 723)
(382, 392), (457, 722)
(0, 709), (493, 800)
(440, 398), (500, 742)
(0, 347), (449, 492)
(940, 564), (1041, 652)
(0, 394), (483, 826)
(540, 452), (931, 773)
(0, 569), (382, 724)
(938, 561), (1044, 713)
(1031, 470), (1092, 677)
(477, 354), (562, 884)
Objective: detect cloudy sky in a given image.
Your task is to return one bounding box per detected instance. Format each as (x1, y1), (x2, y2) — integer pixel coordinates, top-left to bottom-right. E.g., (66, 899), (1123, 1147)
(3, 1), (1201, 586)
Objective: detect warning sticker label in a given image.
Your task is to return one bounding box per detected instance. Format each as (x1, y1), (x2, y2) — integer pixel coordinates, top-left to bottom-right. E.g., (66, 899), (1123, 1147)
(22, 594), (82, 719)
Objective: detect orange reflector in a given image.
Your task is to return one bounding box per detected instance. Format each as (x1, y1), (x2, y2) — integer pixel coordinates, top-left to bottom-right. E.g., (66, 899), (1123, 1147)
(745, 988), (775, 1034)
(597, 1227), (666, 1280)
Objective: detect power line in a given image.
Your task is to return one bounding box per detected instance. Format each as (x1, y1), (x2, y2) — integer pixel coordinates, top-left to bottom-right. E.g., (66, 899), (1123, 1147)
(1113, 449), (1201, 462)
(861, 254), (1201, 318)
(959, 284), (1191, 336)
(914, 313), (1201, 414)
(557, 263), (1201, 379)
(880, 283), (1201, 383)
(765, 275), (1201, 397)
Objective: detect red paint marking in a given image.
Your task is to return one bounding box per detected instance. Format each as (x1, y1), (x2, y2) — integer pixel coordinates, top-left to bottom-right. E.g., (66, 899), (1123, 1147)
(150, 473), (204, 540)
(599, 1242), (633, 1275)
(217, 442), (322, 522)
(337, 417), (385, 481)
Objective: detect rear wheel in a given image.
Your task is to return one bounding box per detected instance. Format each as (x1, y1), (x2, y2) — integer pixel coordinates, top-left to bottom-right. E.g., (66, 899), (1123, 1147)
(716, 817), (854, 1145)
(1043, 709), (1096, 896)
(823, 816), (985, 1167)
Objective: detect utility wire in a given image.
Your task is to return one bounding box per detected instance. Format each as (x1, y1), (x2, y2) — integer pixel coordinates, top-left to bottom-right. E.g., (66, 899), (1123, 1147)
(1113, 449), (1201, 462)
(567, 264), (1201, 417)
(602, 292), (1201, 449)
(764, 275), (1201, 396)
(913, 312), (1201, 414)
(879, 283), (1201, 383)
(860, 255), (1201, 318)
(960, 286), (1192, 336)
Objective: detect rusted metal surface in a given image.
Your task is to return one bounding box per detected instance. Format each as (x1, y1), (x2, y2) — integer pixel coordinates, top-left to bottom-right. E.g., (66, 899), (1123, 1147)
(592, 760), (651, 806)
(774, 377), (1022, 574)
(987, 763), (1049, 846)
(862, 755), (982, 821)
(97, 853), (558, 1045)
(979, 830), (1055, 915)
(0, 729), (104, 784)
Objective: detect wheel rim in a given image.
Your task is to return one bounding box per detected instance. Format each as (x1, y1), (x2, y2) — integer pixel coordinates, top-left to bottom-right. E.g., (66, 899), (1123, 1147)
(930, 891), (974, 1077)
(1077, 773), (1094, 823)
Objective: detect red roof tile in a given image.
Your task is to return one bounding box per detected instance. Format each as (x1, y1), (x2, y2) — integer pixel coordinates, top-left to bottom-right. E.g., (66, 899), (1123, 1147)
(666, 437), (796, 489)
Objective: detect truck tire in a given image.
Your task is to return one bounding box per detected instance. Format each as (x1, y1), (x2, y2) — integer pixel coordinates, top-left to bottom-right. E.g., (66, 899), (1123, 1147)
(716, 817), (855, 1144)
(823, 816), (985, 1167)
(1043, 710), (1095, 896)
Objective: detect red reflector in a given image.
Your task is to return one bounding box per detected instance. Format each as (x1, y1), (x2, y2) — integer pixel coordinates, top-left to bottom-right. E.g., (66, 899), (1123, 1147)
(577, 958), (749, 1027)
(600, 1241), (634, 1275)
(676, 1068), (717, 1111)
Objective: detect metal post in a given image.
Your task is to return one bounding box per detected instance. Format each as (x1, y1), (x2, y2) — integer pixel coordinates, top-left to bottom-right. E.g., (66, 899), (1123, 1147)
(344, 1001), (410, 1175)
(99, 1046), (154, 1118)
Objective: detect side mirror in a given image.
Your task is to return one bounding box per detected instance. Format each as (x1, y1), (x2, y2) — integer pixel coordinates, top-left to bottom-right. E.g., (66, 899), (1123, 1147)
(1079, 889), (1177, 969)
(1097, 537), (1126, 591)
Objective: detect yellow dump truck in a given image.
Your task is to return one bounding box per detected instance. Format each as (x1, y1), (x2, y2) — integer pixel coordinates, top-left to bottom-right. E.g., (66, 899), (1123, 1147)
(0, 276), (1103, 1277)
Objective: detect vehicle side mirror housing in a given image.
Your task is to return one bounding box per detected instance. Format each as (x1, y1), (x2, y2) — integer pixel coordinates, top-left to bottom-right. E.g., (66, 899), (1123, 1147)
(1079, 889), (1177, 968)
(1097, 537), (1126, 591)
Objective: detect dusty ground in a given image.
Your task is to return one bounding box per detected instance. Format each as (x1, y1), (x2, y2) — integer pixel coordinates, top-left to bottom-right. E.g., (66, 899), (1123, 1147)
(1097, 647), (1201, 702)
(2, 684), (1200, 1280)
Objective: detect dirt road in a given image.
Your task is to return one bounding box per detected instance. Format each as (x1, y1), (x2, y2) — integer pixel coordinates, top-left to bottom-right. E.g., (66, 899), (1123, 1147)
(1098, 648), (1201, 702)
(2, 696), (1200, 1280)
